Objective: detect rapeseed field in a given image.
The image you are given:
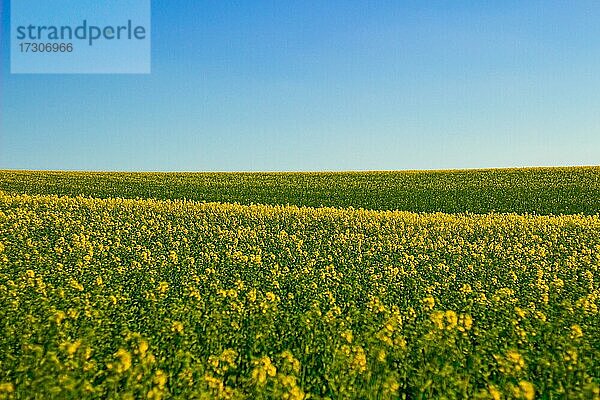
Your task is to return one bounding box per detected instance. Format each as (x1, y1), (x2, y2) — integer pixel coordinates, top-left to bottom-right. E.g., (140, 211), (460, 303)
(0, 168), (599, 398)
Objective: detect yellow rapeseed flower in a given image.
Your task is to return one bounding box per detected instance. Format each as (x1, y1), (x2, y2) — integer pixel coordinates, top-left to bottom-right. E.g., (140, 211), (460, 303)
(115, 348), (132, 372)
(64, 340), (81, 356)
(0, 383), (14, 393)
(157, 282), (169, 294)
(518, 381), (535, 400)
(463, 314), (473, 330)
(445, 310), (458, 329)
(154, 370), (168, 388)
(430, 311), (445, 329)
(488, 385), (501, 400)
(266, 292), (277, 302)
(251, 356), (277, 385)
(422, 296), (435, 310)
(139, 339), (149, 356)
(171, 321), (184, 334)
(341, 330), (353, 344)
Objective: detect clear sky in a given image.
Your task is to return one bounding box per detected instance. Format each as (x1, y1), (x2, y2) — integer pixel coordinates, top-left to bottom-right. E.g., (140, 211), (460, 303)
(1, 1), (599, 171)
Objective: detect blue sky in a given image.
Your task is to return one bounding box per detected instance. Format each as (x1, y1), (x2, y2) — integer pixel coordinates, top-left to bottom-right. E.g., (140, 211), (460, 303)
(1, 1), (599, 171)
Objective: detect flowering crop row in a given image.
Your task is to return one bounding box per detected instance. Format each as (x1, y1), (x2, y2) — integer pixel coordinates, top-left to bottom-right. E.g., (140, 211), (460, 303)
(1, 167), (599, 214)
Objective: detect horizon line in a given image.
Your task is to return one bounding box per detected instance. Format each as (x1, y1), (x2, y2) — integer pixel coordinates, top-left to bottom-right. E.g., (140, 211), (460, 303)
(1, 164), (599, 174)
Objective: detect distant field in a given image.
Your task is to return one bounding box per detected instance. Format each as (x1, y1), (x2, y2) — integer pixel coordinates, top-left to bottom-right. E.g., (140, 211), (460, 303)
(1, 166), (599, 214)
(1, 168), (599, 398)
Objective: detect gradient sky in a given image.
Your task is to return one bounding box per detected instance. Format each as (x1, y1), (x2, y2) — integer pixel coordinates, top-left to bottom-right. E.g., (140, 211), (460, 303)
(1, 1), (599, 171)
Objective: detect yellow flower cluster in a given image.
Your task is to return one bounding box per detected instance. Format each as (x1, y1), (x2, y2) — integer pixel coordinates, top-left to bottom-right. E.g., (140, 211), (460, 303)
(495, 350), (526, 375)
(429, 310), (472, 332)
(251, 356), (277, 385)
